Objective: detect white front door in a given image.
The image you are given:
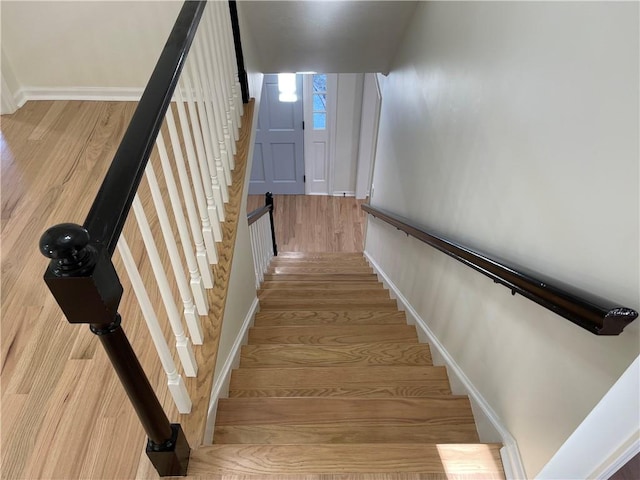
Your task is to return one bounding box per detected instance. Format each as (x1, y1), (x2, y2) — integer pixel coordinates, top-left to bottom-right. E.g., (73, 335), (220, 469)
(303, 73), (337, 195)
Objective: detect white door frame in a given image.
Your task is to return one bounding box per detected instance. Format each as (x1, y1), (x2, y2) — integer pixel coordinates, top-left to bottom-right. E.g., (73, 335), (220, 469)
(355, 73), (382, 200)
(303, 73), (338, 195)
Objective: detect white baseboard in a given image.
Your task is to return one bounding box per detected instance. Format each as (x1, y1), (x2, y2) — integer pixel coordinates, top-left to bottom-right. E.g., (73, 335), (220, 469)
(204, 296), (259, 444)
(16, 86), (145, 106)
(364, 251), (527, 480)
(332, 191), (355, 197)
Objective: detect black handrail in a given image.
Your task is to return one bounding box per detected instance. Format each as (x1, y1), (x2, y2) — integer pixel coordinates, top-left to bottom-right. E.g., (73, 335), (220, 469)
(247, 205), (271, 225)
(228, 0), (249, 104)
(247, 192), (278, 255)
(362, 204), (638, 336)
(85, 1), (206, 256)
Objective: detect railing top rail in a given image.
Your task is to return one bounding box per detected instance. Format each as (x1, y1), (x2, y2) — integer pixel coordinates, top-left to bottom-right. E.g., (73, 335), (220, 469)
(247, 205), (271, 225)
(362, 203), (638, 336)
(84, 1), (206, 256)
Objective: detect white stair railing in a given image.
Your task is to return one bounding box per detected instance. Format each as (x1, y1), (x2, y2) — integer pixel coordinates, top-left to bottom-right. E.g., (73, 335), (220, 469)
(248, 196), (276, 287)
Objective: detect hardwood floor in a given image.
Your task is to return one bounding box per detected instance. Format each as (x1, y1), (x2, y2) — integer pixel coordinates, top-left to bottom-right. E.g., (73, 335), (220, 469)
(0, 100), (253, 479)
(247, 195), (366, 252)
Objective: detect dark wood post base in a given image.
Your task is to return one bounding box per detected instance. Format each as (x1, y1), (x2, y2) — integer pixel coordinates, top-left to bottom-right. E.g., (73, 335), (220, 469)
(146, 424), (191, 477)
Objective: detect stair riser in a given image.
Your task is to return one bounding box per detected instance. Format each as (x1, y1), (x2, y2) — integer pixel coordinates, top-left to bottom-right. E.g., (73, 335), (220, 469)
(188, 444), (505, 476)
(258, 289), (390, 300)
(260, 282), (385, 290)
(263, 274), (379, 282)
(254, 311), (407, 325)
(269, 267), (374, 275)
(216, 397), (475, 426)
(229, 385), (452, 398)
(259, 300), (398, 311)
(230, 366), (449, 390)
(248, 328), (417, 345)
(214, 424), (480, 444)
(240, 344), (432, 368)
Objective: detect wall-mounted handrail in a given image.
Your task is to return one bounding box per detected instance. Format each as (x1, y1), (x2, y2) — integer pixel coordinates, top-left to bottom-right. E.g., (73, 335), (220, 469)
(362, 204), (638, 336)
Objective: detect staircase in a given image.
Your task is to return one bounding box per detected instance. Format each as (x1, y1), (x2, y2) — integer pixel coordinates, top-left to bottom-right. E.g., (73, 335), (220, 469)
(190, 252), (505, 478)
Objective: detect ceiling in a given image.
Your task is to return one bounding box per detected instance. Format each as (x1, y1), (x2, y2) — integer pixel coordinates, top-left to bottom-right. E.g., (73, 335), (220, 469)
(237, 1), (418, 74)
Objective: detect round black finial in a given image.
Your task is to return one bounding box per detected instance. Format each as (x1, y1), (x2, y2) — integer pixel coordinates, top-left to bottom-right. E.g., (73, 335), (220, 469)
(40, 223), (96, 275)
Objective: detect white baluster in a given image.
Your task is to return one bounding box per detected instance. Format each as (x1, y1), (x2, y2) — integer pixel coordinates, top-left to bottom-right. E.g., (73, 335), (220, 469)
(145, 156), (205, 344)
(249, 222), (260, 287)
(191, 34), (232, 201)
(196, 19), (234, 186)
(164, 107), (215, 288)
(215, 2), (243, 121)
(204, 6), (238, 145)
(131, 195), (198, 377)
(211, 3), (237, 159)
(173, 86), (218, 264)
(117, 236), (192, 414)
(184, 56), (224, 240)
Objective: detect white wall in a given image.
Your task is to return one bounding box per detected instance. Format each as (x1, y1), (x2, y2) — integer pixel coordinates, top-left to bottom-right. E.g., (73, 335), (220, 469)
(332, 73), (363, 194)
(1, 1), (181, 97)
(365, 2), (639, 477)
(214, 1), (264, 381)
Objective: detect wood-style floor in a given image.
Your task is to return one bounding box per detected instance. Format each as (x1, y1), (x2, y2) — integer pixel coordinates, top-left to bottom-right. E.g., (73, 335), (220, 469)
(0, 100), (254, 479)
(247, 195), (366, 253)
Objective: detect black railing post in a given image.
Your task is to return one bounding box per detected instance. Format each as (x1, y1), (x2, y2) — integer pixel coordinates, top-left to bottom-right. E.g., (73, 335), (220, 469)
(265, 192), (278, 256)
(39, 224), (190, 476)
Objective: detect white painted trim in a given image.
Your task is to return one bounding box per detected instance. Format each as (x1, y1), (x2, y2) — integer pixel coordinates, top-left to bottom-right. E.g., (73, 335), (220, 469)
(363, 250), (527, 480)
(15, 86), (144, 104)
(204, 296), (259, 443)
(1, 76), (19, 114)
(537, 356), (640, 480)
(593, 434), (639, 480)
(332, 191), (355, 197)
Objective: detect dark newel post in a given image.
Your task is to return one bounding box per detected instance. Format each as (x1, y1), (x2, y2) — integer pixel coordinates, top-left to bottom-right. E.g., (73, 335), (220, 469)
(265, 192), (278, 256)
(228, 0), (249, 104)
(39, 223), (190, 477)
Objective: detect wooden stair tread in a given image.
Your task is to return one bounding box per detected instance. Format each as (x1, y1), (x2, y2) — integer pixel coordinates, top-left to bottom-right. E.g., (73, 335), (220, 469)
(258, 289), (391, 300)
(213, 423), (480, 444)
(230, 366), (450, 391)
(264, 273), (379, 282)
(215, 397), (475, 425)
(260, 281), (385, 290)
(254, 311), (407, 325)
(248, 325), (417, 344)
(240, 343), (432, 367)
(188, 444), (505, 476)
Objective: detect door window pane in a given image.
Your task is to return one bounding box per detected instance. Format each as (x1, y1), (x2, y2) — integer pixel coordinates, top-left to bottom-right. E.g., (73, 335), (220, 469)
(313, 93), (326, 111)
(313, 113), (326, 130)
(313, 74), (327, 93)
